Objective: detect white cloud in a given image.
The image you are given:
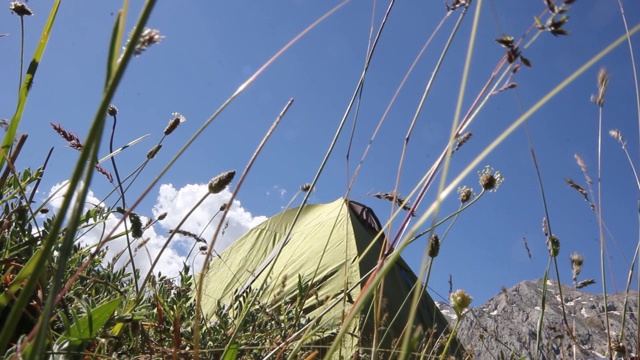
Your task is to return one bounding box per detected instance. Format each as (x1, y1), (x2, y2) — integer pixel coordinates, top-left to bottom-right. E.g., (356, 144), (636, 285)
(46, 182), (267, 280)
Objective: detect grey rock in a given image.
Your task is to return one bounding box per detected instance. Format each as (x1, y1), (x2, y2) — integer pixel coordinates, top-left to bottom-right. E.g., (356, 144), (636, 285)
(436, 278), (638, 360)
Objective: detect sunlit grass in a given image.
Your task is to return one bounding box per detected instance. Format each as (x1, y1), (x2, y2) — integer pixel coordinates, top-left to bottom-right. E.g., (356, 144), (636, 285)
(1, 0), (639, 359)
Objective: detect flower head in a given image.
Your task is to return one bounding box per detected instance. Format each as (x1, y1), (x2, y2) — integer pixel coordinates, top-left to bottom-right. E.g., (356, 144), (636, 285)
(450, 289), (473, 318)
(10, 1), (33, 16)
(478, 166), (504, 192)
(107, 104), (118, 117)
(457, 186), (473, 204)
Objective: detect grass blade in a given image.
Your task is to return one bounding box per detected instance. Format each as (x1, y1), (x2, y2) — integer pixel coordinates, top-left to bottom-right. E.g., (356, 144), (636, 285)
(0, 0), (60, 176)
(105, 0), (129, 88)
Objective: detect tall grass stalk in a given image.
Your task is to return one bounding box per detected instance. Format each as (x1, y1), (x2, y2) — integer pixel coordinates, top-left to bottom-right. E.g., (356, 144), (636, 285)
(346, 12), (451, 195)
(0, 1), (60, 354)
(616, 0), (640, 354)
(594, 67), (613, 359)
(60, 2), (347, 330)
(195, 98), (294, 359)
(50, 0), (155, 285)
(400, 2), (478, 357)
(107, 110), (139, 295)
(325, 22), (640, 360)
(24, 1), (158, 357)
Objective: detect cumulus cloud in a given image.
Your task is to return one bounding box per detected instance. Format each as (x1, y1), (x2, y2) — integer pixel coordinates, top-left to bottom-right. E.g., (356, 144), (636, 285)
(46, 182), (267, 280)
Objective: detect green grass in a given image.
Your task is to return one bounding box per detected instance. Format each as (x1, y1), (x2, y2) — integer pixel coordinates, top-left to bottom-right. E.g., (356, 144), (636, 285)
(1, 0), (640, 359)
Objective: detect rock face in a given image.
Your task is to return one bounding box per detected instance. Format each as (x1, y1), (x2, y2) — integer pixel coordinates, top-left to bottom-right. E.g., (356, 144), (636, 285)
(436, 279), (639, 359)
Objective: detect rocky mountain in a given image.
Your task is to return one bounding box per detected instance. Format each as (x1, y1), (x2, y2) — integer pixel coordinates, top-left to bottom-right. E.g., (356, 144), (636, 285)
(436, 279), (639, 360)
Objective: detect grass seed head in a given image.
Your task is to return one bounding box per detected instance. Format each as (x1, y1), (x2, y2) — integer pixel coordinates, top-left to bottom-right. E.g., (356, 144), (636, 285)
(132, 28), (165, 56)
(427, 233), (440, 258)
(164, 113), (185, 136)
(157, 212), (167, 221)
(51, 122), (83, 150)
(169, 228), (205, 243)
(609, 128), (625, 147)
(478, 166), (504, 192)
(300, 183), (312, 192)
(147, 144), (162, 159)
(574, 154), (588, 173)
(570, 252), (584, 283)
(128, 212), (143, 238)
(95, 164), (113, 183)
(208, 170), (236, 194)
(546, 234), (560, 257)
(219, 203), (227, 212)
(591, 67), (609, 107)
(9, 1), (33, 16)
(452, 132), (472, 154)
(574, 154), (593, 184)
(576, 279), (595, 289)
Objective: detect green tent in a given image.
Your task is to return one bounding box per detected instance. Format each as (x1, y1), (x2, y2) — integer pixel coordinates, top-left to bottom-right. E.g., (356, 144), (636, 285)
(199, 198), (464, 358)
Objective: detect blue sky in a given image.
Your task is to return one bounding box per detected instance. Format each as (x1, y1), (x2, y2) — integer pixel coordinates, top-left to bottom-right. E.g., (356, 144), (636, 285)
(2, 1), (640, 305)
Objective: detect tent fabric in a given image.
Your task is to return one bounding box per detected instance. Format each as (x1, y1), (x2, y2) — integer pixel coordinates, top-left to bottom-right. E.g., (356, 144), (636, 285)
(199, 198), (463, 357)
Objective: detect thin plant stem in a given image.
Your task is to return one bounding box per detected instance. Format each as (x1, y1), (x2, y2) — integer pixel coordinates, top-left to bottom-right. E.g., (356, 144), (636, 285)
(597, 103), (613, 359)
(616, 0), (640, 352)
(109, 112), (139, 294)
(390, 4), (470, 247)
(347, 11), (451, 196)
(400, 3), (479, 356)
(45, 0), (158, 313)
(439, 317), (461, 360)
(58, 2), (346, 318)
(327, 24), (640, 360)
(19, 17), (25, 92)
(196, 98), (294, 360)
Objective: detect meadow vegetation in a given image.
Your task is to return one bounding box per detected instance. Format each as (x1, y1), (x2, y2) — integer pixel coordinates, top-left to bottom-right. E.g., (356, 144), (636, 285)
(1, 0), (639, 359)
